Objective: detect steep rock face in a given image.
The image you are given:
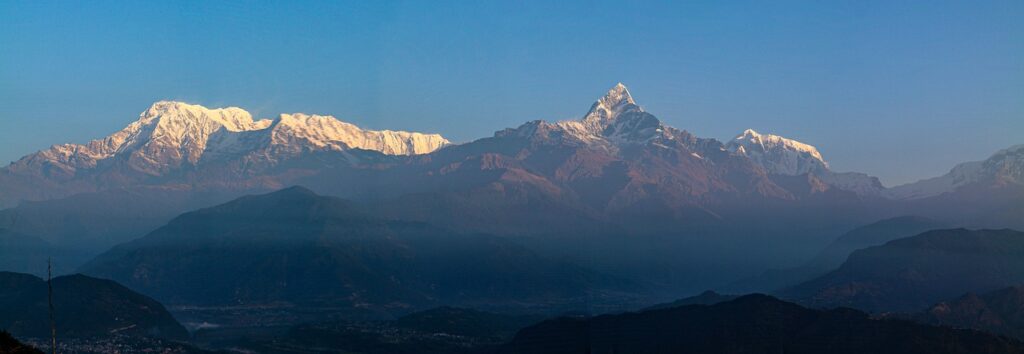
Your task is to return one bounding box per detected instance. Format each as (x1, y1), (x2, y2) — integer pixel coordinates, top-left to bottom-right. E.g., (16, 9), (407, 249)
(552, 83), (665, 145)
(462, 83), (797, 214)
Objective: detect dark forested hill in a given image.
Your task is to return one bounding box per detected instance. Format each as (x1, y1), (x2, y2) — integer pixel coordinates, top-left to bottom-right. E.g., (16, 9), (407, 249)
(81, 187), (637, 313)
(0, 272), (187, 340)
(503, 294), (1024, 354)
(785, 228), (1024, 312)
(912, 285), (1024, 340)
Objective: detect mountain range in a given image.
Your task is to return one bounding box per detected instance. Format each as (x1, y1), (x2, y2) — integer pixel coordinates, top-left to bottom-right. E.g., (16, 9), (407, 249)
(1, 83), (1022, 297)
(0, 100), (448, 209)
(0, 84), (899, 210)
(4, 83), (1020, 212)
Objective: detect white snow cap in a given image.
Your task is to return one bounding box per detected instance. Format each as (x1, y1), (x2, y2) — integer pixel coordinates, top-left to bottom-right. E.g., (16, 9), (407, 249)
(16, 100), (451, 176)
(533, 83), (665, 145)
(727, 129), (829, 175)
(583, 83), (640, 126)
(887, 143), (1024, 199)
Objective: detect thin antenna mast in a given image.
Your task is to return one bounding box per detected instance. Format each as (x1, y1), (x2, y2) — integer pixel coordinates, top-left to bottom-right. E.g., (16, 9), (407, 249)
(48, 258), (56, 354)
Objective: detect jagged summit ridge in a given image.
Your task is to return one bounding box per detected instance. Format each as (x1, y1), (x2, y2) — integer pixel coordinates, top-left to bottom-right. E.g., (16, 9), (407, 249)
(490, 83), (885, 195)
(4, 84), (898, 205)
(726, 129), (828, 176)
(140, 101), (273, 132)
(8, 101), (450, 178)
(724, 129), (884, 195)
(499, 83), (668, 145)
(271, 113), (449, 156)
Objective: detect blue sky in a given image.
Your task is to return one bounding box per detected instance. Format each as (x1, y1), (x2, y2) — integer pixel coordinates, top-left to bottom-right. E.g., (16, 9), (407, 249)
(1, 0), (1021, 185)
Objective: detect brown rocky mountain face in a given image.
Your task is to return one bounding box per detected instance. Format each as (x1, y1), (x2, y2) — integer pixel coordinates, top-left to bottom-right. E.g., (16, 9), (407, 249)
(306, 84), (883, 238)
(2, 84), (1020, 296)
(0, 85), (900, 293)
(0, 85), (884, 235)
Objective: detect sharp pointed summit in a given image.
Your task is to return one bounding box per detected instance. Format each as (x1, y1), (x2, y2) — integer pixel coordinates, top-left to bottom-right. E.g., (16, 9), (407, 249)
(496, 83), (663, 144)
(602, 82), (636, 107)
(584, 83), (641, 125)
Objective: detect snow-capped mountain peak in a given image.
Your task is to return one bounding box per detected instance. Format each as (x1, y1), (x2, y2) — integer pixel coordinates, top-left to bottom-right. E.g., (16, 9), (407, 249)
(583, 82), (639, 124)
(8, 101), (450, 178)
(725, 129), (886, 195)
(727, 129), (828, 175)
(269, 113), (450, 156)
(537, 83), (664, 144)
(495, 86), (885, 196)
(139, 101), (272, 132)
(733, 129), (826, 165)
(887, 144), (1024, 199)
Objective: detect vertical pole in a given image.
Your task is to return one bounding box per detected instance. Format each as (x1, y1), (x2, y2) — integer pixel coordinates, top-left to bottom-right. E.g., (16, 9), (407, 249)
(48, 258), (56, 354)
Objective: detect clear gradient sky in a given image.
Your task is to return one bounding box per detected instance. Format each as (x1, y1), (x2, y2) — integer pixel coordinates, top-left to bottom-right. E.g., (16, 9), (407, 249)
(1, 1), (1021, 186)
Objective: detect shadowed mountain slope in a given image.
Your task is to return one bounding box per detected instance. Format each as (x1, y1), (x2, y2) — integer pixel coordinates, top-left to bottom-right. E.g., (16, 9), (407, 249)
(912, 285), (1024, 340)
(503, 294), (1024, 354)
(0, 272), (187, 340)
(785, 229), (1024, 312)
(81, 187), (637, 313)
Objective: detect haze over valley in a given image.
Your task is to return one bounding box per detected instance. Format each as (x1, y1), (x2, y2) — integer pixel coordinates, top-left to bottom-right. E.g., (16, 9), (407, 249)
(2, 2), (1022, 353)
